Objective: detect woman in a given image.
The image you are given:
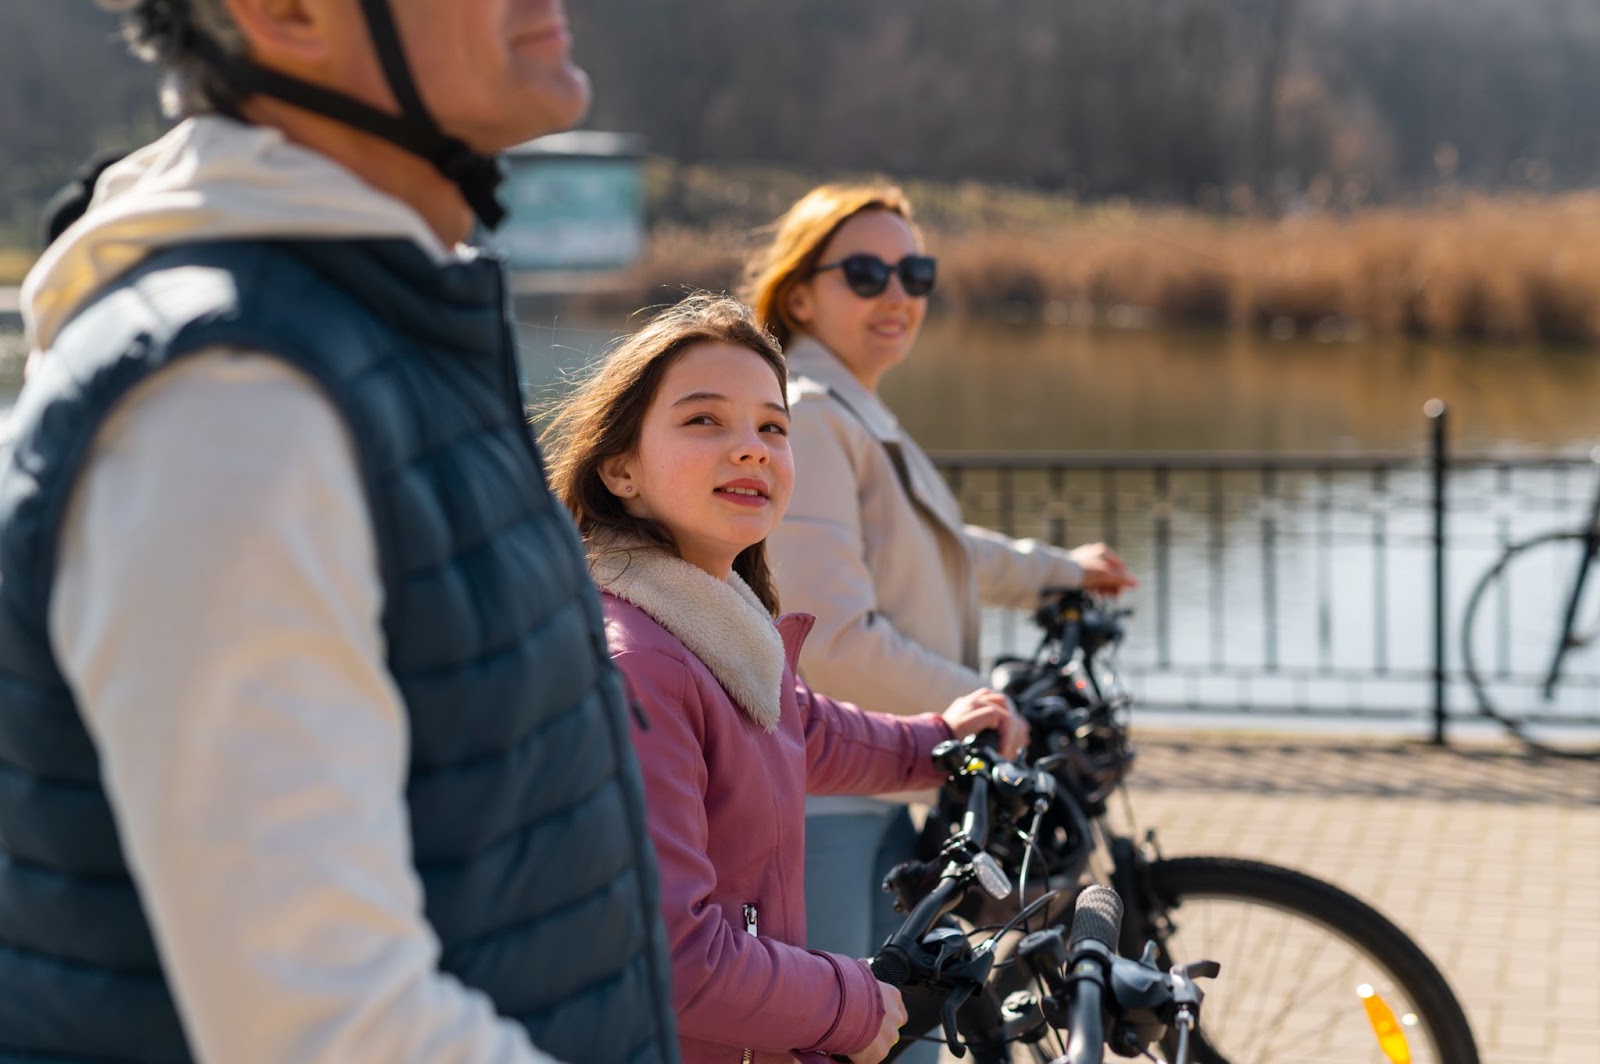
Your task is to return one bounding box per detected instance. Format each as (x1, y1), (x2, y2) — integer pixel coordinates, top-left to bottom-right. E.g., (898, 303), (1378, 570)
(542, 294), (1026, 1063)
(744, 185), (1137, 1009)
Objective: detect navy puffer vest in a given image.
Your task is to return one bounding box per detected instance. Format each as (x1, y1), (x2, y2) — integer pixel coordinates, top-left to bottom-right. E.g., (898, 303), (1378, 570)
(0, 239), (677, 1064)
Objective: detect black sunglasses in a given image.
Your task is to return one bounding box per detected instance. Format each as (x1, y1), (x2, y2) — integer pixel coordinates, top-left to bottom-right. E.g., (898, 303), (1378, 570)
(813, 253), (937, 298)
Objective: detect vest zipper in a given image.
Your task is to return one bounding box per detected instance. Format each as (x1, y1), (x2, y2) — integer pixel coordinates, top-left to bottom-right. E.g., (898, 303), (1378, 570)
(741, 903), (759, 1062)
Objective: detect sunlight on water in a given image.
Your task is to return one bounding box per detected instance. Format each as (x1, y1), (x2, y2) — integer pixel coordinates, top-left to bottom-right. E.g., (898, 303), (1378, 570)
(6, 310), (1600, 457)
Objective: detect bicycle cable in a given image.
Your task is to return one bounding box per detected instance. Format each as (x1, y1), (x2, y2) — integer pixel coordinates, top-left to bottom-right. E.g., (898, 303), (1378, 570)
(988, 889), (1061, 946)
(1014, 805), (1047, 932)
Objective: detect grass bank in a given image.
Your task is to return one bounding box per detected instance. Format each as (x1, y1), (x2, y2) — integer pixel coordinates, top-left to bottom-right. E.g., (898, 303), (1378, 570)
(592, 164), (1600, 347)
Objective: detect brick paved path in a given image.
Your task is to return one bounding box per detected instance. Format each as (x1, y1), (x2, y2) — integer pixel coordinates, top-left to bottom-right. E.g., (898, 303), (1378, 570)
(1120, 732), (1600, 1063)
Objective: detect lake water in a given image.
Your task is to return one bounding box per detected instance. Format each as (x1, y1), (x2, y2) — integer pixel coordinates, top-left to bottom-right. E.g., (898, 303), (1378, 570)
(511, 312), (1600, 457)
(6, 310), (1599, 732)
(9, 310), (1599, 455)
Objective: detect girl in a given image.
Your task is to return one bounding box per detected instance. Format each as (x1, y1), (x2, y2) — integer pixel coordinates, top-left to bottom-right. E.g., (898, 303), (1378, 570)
(742, 184), (1138, 1040)
(543, 294), (1023, 1064)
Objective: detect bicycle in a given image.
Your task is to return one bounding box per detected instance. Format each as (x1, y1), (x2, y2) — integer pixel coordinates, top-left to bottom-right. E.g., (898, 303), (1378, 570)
(898, 589), (1481, 1064)
(1461, 455), (1600, 758)
(868, 735), (1218, 1064)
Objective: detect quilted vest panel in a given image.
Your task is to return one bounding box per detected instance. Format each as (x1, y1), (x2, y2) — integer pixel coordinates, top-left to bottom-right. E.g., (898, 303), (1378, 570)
(0, 239), (677, 1063)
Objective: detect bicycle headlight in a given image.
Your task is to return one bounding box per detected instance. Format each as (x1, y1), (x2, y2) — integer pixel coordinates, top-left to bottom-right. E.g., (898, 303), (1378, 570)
(973, 852), (1013, 900)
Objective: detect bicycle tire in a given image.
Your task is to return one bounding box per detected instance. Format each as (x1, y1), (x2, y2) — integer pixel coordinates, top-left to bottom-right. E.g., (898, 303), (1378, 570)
(1460, 529), (1600, 759)
(1130, 856), (1479, 1064)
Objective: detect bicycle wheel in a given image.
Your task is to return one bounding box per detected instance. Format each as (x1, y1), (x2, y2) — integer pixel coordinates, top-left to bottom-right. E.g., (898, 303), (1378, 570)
(1461, 529), (1600, 758)
(1133, 856), (1479, 1064)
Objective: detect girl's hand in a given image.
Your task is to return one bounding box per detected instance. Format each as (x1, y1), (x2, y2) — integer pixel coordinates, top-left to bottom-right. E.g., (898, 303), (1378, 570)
(1071, 542), (1138, 593)
(940, 688), (1029, 759)
(848, 981), (908, 1063)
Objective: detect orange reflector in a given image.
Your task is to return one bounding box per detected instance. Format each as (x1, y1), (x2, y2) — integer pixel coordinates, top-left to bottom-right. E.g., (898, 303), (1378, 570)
(1357, 984), (1412, 1064)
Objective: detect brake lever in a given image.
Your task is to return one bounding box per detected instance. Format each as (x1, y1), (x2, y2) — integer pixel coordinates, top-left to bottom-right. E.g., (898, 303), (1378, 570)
(929, 936), (997, 1059)
(940, 980), (977, 1057)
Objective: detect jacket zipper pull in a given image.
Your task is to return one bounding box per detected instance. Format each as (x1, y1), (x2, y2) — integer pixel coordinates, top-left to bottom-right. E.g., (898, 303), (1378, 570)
(741, 904), (759, 1062)
(615, 672), (649, 731)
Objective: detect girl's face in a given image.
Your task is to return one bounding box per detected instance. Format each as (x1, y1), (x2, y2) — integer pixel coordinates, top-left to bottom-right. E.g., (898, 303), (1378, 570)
(786, 208), (928, 394)
(602, 342), (794, 579)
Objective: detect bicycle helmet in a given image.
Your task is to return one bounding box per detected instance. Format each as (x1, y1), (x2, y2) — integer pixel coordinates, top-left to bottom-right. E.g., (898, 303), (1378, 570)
(114, 0), (509, 229)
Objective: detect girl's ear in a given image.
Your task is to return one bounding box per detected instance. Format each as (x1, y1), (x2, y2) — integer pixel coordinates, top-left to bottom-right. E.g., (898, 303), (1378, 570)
(786, 280), (814, 326)
(598, 454), (639, 500)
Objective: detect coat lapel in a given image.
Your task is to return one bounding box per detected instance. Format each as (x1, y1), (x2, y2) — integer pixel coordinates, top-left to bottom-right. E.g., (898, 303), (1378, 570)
(783, 337), (967, 540)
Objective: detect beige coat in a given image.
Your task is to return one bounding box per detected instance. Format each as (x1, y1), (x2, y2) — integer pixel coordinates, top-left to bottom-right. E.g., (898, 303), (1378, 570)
(769, 336), (1085, 722)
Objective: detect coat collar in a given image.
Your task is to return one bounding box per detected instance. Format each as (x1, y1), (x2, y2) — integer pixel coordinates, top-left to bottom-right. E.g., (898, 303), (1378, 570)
(785, 334), (966, 536)
(591, 541), (785, 731)
(784, 335), (904, 443)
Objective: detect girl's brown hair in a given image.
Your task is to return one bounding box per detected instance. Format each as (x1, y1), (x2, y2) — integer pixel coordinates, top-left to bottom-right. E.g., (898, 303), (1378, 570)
(542, 293), (789, 615)
(742, 183), (918, 348)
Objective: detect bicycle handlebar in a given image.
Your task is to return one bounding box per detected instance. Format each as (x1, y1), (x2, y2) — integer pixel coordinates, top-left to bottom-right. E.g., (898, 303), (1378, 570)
(1063, 886), (1122, 1064)
(867, 739), (1015, 1058)
(1014, 885), (1218, 1064)
(876, 724), (1217, 1063)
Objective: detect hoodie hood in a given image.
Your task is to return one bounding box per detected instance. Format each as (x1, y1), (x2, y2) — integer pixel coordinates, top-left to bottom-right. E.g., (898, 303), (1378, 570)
(23, 115), (454, 351)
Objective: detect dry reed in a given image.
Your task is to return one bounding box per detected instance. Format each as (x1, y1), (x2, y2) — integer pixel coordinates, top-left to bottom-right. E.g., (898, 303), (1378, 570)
(592, 191), (1600, 347)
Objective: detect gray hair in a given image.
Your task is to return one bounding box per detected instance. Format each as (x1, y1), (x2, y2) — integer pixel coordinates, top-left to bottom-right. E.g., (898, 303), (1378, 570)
(98, 0), (246, 117)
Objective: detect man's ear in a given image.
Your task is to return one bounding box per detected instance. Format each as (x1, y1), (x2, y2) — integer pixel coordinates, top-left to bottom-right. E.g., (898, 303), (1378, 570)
(223, 0), (333, 66)
(598, 454), (638, 500)
(786, 281), (813, 326)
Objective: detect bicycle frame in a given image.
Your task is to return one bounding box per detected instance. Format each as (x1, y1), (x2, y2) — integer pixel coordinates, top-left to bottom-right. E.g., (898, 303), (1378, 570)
(1542, 479), (1600, 698)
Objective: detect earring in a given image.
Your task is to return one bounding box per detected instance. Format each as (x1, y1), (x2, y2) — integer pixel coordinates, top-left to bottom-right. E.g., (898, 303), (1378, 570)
(623, 485), (635, 495)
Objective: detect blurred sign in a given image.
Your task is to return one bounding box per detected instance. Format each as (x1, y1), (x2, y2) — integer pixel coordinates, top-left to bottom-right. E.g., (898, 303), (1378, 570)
(489, 131), (646, 272)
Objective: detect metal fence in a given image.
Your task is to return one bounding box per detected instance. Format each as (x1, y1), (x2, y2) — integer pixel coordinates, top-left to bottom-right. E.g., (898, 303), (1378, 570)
(933, 404), (1600, 739)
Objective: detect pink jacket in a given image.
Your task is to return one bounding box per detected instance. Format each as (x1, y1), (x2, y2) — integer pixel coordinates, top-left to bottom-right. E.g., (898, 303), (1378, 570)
(595, 550), (951, 1064)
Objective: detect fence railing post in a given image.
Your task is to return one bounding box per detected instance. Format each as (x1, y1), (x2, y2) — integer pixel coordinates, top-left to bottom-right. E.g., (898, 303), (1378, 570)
(1426, 399), (1449, 745)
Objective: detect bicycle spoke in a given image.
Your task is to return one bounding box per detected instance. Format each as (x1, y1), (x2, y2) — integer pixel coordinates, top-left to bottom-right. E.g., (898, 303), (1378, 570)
(1157, 886), (1457, 1063)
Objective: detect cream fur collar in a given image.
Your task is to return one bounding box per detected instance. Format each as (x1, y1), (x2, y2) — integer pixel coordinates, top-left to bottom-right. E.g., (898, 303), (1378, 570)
(591, 543), (785, 731)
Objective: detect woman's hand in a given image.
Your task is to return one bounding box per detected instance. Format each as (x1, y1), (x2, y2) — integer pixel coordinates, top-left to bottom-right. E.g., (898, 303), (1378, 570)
(848, 981), (908, 1063)
(1071, 542), (1138, 593)
(940, 688), (1029, 759)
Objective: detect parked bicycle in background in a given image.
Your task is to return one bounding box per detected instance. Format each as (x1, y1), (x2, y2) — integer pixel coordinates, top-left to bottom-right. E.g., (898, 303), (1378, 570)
(1462, 450), (1600, 758)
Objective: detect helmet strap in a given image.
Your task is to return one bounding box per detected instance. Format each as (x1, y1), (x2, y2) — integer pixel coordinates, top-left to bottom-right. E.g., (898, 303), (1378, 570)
(188, 0), (508, 230)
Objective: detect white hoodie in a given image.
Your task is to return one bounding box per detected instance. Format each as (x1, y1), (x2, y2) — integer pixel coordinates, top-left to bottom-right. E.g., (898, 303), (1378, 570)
(25, 117), (558, 1064)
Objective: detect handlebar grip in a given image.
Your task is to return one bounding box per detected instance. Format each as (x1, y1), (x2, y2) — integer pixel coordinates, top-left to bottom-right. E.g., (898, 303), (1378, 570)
(1069, 884), (1124, 953)
(867, 944), (947, 1060)
(869, 944), (912, 987)
(1062, 886), (1124, 1064)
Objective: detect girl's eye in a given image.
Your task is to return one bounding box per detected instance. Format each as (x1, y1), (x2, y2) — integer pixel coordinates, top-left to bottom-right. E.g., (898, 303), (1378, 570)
(761, 422), (789, 435)
(684, 414), (717, 426)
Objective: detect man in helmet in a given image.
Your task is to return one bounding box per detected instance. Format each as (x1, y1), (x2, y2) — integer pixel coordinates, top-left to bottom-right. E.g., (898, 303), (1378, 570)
(0, 2), (677, 1063)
